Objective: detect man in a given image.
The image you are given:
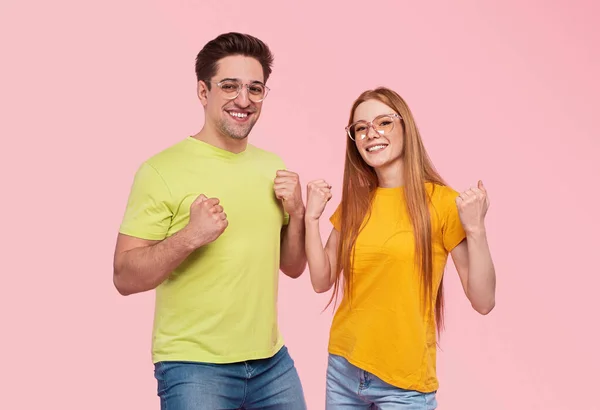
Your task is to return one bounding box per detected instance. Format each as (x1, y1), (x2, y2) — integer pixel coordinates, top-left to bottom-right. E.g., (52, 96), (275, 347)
(113, 32), (308, 409)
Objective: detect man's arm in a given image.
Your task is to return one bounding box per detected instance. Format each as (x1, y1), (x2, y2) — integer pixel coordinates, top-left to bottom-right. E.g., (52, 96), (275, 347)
(113, 194), (228, 295)
(113, 231), (196, 295)
(274, 170), (307, 279)
(280, 213), (307, 278)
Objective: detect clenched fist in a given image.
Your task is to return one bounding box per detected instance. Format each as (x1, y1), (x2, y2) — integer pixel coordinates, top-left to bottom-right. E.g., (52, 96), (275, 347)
(274, 170), (305, 218)
(183, 194), (228, 248)
(456, 180), (490, 234)
(305, 179), (332, 221)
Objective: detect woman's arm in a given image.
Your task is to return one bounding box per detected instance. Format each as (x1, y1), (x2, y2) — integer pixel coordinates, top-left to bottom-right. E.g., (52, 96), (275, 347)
(451, 180), (496, 315)
(304, 179), (339, 293)
(305, 223), (339, 293)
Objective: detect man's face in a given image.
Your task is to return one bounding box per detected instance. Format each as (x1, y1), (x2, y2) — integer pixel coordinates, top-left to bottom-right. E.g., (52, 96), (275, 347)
(201, 55), (266, 140)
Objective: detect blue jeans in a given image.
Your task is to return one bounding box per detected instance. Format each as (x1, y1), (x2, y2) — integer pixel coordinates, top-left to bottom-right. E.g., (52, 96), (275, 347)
(326, 354), (437, 410)
(154, 345), (306, 410)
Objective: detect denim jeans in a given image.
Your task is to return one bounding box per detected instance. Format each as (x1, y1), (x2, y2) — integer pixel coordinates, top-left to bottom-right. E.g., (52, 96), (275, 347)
(326, 354), (437, 410)
(154, 345), (306, 410)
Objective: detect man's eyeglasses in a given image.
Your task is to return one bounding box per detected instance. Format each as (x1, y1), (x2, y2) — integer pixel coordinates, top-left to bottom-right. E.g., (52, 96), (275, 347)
(345, 113), (402, 141)
(212, 80), (270, 103)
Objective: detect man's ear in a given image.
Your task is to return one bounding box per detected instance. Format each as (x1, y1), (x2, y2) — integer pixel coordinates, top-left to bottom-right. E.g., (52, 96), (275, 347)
(198, 80), (209, 106)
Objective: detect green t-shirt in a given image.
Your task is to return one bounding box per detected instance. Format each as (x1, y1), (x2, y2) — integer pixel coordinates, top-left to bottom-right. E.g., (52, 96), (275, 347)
(119, 137), (289, 364)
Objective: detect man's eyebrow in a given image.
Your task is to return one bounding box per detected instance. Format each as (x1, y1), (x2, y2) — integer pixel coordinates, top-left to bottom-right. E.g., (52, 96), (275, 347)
(217, 78), (265, 86)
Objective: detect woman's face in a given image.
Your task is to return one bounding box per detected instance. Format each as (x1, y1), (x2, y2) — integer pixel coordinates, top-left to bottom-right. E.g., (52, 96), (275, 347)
(350, 99), (404, 170)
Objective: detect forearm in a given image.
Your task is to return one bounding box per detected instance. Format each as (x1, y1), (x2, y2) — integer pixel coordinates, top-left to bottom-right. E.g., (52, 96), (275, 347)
(114, 229), (196, 295)
(280, 214), (307, 278)
(305, 219), (333, 293)
(465, 229), (496, 313)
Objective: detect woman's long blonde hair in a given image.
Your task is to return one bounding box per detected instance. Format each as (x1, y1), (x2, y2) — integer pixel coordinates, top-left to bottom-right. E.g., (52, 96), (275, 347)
(330, 87), (448, 333)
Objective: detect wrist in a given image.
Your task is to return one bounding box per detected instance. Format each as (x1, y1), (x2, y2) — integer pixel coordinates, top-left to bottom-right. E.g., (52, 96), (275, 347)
(178, 226), (204, 250)
(465, 225), (487, 238)
(288, 206), (306, 221)
(305, 216), (321, 226)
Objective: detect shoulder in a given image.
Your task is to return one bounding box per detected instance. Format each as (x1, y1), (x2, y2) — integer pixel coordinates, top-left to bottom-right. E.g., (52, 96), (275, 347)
(144, 139), (192, 172)
(427, 183), (459, 203)
(426, 183), (461, 219)
(125, 140), (192, 193)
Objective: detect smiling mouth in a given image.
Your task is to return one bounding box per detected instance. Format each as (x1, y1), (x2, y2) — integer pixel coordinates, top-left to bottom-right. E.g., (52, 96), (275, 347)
(366, 144), (388, 152)
(227, 110), (248, 118)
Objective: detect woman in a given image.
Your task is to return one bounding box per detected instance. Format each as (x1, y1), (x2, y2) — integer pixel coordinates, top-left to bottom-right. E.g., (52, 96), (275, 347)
(304, 87), (496, 409)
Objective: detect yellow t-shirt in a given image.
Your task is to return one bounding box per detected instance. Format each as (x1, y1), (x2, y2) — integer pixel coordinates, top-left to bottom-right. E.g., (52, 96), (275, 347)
(119, 137), (289, 364)
(329, 183), (466, 392)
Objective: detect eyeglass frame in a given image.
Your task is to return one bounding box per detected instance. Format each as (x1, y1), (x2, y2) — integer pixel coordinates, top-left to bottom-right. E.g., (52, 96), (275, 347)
(210, 79), (270, 102)
(345, 113), (402, 141)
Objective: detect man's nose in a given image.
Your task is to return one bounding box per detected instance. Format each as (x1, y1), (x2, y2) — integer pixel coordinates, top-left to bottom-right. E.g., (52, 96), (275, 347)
(234, 86), (250, 108)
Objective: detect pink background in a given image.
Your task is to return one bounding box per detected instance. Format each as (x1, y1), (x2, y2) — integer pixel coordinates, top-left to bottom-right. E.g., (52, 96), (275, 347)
(2, 0), (599, 409)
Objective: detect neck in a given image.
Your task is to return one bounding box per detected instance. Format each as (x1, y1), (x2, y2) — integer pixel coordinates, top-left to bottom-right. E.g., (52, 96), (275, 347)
(375, 159), (404, 188)
(192, 123), (248, 154)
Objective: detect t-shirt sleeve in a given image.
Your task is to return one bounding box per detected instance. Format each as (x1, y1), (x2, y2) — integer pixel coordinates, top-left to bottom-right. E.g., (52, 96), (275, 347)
(329, 203), (342, 231)
(119, 162), (173, 240)
(440, 186), (466, 252)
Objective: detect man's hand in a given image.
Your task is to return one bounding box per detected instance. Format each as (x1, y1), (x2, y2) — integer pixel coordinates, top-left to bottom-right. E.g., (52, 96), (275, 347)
(181, 194), (228, 248)
(274, 170), (305, 218)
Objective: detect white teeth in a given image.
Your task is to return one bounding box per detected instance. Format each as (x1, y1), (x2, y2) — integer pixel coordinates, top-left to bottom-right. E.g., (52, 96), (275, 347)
(229, 111), (248, 118)
(367, 144), (387, 152)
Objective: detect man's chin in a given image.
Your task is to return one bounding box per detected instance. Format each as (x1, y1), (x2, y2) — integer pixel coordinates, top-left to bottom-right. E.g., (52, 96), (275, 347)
(220, 122), (255, 141)
(228, 133), (249, 140)
(221, 128), (251, 141)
